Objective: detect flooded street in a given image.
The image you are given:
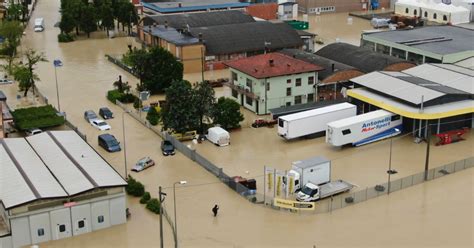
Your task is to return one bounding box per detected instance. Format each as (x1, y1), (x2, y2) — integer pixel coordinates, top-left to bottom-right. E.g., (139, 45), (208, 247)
(1, 1), (472, 247)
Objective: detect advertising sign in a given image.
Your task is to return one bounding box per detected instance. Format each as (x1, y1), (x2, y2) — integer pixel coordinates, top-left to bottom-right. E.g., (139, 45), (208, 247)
(273, 198), (315, 211)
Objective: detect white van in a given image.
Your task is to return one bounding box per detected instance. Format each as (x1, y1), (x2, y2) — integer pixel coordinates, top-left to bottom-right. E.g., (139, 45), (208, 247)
(34, 18), (44, 32)
(206, 127), (230, 146)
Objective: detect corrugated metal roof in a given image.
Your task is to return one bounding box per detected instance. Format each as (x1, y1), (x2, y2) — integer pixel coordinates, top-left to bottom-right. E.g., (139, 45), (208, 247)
(0, 131), (126, 209)
(143, 10), (255, 28)
(403, 63), (474, 94)
(51, 131), (126, 188)
(455, 57), (474, 70)
(351, 72), (445, 104)
(0, 143), (37, 209)
(27, 133), (95, 195)
(3, 139), (68, 198)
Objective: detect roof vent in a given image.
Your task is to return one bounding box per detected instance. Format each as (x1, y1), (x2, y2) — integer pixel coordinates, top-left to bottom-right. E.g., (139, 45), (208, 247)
(165, 21), (168, 29)
(269, 59), (274, 67)
(178, 2), (182, 7)
(287, 63), (291, 67)
(198, 33), (203, 42)
(153, 22), (157, 27)
(254, 68), (258, 72)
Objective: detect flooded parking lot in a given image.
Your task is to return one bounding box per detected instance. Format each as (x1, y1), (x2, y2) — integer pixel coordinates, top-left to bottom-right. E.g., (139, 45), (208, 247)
(1, 1), (472, 247)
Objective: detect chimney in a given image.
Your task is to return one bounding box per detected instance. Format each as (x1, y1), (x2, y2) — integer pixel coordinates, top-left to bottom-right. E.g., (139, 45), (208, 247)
(178, 3), (182, 7)
(269, 59), (274, 67)
(331, 63), (335, 72)
(153, 22), (157, 28)
(164, 21), (168, 29)
(198, 33), (203, 42)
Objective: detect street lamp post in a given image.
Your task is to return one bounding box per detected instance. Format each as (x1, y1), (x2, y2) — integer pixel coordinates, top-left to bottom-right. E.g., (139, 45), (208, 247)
(173, 181), (187, 248)
(53, 59), (63, 112)
(158, 186), (167, 248)
(387, 128), (400, 194)
(122, 110), (130, 179)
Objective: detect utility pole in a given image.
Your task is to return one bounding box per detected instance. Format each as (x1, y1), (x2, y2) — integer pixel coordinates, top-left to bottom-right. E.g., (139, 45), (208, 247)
(159, 186), (167, 248)
(424, 124), (431, 181)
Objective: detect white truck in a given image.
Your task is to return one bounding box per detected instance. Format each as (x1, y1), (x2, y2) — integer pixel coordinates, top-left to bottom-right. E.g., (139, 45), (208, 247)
(277, 102), (356, 140)
(286, 156), (354, 202)
(34, 18), (44, 32)
(326, 110), (403, 147)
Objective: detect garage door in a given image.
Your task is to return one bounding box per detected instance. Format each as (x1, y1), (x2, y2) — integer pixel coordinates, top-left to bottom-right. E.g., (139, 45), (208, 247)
(71, 204), (91, 236)
(91, 201), (110, 231)
(29, 212), (51, 244)
(50, 208), (72, 240)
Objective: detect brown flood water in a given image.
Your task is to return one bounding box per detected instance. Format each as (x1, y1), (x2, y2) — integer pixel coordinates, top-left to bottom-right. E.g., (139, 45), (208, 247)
(2, 1), (471, 247)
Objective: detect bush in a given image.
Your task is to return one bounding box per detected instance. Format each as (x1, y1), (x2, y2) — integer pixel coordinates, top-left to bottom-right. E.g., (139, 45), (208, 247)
(57, 33), (74, 43)
(12, 105), (65, 130)
(120, 93), (136, 103)
(146, 106), (160, 126)
(107, 89), (123, 104)
(125, 176), (145, 197)
(133, 97), (142, 109)
(146, 198), (161, 214)
(140, 192), (151, 204)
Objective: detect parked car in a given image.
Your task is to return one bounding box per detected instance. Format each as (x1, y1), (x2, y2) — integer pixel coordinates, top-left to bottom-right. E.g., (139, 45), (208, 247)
(170, 130), (197, 141)
(131, 157), (155, 172)
(98, 134), (121, 152)
(161, 140), (175, 156)
(25, 128), (42, 136)
(91, 119), (111, 131)
(84, 110), (98, 123)
(99, 107), (114, 119)
(0, 78), (13, 85)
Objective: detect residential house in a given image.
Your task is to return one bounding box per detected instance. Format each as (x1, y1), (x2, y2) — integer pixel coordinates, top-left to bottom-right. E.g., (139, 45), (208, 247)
(224, 53), (323, 115)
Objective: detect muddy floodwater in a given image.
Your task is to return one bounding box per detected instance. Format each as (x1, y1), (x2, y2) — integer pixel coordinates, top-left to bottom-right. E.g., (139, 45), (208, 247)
(1, 1), (471, 247)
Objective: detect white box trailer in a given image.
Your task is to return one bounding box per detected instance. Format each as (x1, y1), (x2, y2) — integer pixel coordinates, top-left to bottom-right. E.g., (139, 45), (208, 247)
(326, 110), (403, 147)
(278, 103), (357, 139)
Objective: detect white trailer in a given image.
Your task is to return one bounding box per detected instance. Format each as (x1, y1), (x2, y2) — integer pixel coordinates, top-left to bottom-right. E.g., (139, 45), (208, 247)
(278, 103), (356, 139)
(285, 156), (354, 202)
(326, 110), (403, 147)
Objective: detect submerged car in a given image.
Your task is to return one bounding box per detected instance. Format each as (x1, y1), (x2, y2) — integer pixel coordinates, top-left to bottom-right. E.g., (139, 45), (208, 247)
(161, 140), (175, 156)
(84, 110), (98, 123)
(99, 107), (114, 119)
(26, 128), (42, 136)
(91, 119), (111, 131)
(98, 134), (121, 152)
(131, 157), (155, 172)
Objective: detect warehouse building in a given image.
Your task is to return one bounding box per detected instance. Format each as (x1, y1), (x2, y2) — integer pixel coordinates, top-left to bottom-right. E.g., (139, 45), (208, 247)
(0, 131), (127, 248)
(348, 63), (474, 138)
(361, 25), (474, 64)
(141, 0), (249, 15)
(297, 0), (390, 14)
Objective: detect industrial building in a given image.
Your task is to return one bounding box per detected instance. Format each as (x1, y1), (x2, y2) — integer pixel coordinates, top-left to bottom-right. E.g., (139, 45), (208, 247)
(141, 0), (249, 15)
(395, 0), (473, 24)
(139, 11), (304, 73)
(296, 0), (390, 14)
(361, 25), (474, 64)
(0, 131), (127, 248)
(348, 63), (474, 138)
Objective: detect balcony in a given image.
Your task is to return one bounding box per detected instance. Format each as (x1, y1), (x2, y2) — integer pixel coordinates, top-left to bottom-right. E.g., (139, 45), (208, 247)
(223, 82), (260, 100)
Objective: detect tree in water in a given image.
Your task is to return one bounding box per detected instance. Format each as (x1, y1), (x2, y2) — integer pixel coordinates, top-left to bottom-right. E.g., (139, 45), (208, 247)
(13, 49), (48, 97)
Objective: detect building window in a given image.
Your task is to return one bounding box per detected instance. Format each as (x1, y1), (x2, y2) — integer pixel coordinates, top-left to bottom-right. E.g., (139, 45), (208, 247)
(307, 93), (314, 102)
(308, 76), (314, 85)
(413, 9), (417, 16)
(231, 89), (238, 98)
(295, 78), (302, 87)
(286, 87), (291, 96)
(294, 95), (302, 104)
(287, 79), (291, 84)
(37, 228), (45, 236)
(286, 102), (291, 106)
(278, 119), (284, 127)
(342, 129), (351, 135)
(98, 216), (105, 223)
(246, 78), (253, 91)
(424, 11), (428, 18)
(246, 96), (253, 106)
(405, 8), (409, 14)
(391, 115), (401, 122)
(59, 225), (66, 232)
(231, 72), (238, 82)
(443, 15), (447, 21)
(266, 82), (270, 91)
(78, 220), (85, 229)
(433, 13), (437, 19)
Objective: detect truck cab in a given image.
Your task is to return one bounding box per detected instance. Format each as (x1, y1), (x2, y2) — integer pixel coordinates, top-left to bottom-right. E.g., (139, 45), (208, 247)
(296, 182), (320, 202)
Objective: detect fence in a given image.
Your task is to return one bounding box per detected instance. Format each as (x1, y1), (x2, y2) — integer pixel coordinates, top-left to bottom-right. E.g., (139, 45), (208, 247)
(270, 157), (474, 214)
(105, 54), (139, 78)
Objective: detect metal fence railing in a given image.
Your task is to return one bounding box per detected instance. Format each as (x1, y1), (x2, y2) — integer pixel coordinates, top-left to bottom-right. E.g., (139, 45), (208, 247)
(105, 54), (139, 78)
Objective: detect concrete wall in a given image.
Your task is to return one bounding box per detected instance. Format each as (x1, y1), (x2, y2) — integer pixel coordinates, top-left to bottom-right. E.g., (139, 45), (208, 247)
(6, 194), (125, 248)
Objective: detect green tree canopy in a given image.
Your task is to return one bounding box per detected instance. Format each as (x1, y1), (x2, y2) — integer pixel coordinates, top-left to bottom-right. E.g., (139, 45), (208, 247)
(143, 47), (183, 93)
(99, 0), (115, 37)
(212, 97), (244, 130)
(79, 4), (97, 38)
(193, 82), (215, 134)
(13, 64), (37, 97)
(161, 80), (198, 133)
(0, 20), (23, 73)
(59, 10), (75, 34)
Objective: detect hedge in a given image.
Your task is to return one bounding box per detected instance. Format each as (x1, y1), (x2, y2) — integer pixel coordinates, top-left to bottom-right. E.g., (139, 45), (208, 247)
(139, 192), (151, 204)
(107, 90), (137, 104)
(125, 176), (145, 197)
(58, 33), (74, 43)
(146, 198), (161, 214)
(12, 105), (65, 130)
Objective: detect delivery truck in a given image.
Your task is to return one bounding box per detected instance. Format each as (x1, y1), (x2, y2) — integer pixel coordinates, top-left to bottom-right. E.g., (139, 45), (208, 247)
(326, 110), (403, 147)
(285, 156), (354, 202)
(278, 103), (356, 140)
(34, 18), (44, 32)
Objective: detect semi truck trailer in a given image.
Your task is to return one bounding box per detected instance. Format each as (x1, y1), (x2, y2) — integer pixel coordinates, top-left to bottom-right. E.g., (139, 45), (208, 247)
(278, 103), (356, 140)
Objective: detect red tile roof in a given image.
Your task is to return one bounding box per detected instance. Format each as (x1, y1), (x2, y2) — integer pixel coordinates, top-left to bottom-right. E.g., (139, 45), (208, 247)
(224, 53), (324, 79)
(245, 3), (278, 20)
